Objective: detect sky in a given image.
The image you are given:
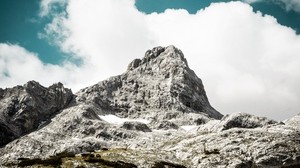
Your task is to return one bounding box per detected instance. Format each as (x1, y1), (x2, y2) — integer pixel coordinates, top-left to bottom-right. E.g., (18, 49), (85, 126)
(0, 0), (300, 121)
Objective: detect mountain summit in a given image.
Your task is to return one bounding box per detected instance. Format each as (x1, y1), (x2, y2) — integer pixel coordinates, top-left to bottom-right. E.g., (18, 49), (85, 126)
(0, 46), (300, 168)
(76, 45), (222, 119)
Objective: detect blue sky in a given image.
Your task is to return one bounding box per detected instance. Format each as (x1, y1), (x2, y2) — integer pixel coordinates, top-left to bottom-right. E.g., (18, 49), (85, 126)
(1, 0), (300, 65)
(1, 0), (300, 120)
(0, 0), (64, 64)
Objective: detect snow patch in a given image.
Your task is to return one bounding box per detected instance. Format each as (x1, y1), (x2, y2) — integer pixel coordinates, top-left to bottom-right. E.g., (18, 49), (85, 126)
(181, 125), (198, 131)
(99, 114), (150, 125)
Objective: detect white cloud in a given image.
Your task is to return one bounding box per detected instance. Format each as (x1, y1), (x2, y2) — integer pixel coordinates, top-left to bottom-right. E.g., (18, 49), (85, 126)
(280, 0), (300, 12)
(144, 2), (300, 120)
(244, 0), (300, 12)
(39, 0), (67, 17)
(2, 0), (300, 120)
(0, 43), (97, 91)
(42, 0), (153, 73)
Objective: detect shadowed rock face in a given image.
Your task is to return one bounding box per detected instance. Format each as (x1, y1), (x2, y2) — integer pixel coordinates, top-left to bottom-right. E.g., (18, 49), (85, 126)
(0, 46), (300, 168)
(0, 81), (73, 146)
(77, 46), (222, 119)
(220, 112), (277, 130)
(121, 121), (151, 132)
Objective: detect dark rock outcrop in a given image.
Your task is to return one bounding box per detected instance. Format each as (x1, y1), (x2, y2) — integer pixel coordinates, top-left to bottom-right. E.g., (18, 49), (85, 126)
(156, 120), (179, 130)
(220, 112), (277, 130)
(0, 81), (73, 146)
(121, 121), (151, 132)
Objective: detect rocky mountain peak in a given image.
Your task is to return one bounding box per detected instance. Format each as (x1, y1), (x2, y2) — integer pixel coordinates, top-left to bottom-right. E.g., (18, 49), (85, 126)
(0, 81), (73, 147)
(127, 45), (187, 71)
(77, 46), (222, 119)
(25, 80), (64, 90)
(1, 46), (300, 168)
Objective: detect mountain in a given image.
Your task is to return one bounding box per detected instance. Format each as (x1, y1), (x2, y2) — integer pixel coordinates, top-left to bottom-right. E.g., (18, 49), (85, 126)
(0, 46), (300, 168)
(0, 81), (73, 147)
(76, 46), (222, 120)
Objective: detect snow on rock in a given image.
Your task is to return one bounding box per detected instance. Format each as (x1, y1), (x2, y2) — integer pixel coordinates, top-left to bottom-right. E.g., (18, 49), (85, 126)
(180, 125), (198, 132)
(99, 114), (150, 125)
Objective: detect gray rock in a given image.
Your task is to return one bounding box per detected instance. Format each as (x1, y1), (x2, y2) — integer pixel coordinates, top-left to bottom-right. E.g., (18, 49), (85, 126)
(156, 120), (179, 130)
(0, 46), (300, 168)
(194, 116), (209, 125)
(220, 112), (277, 130)
(127, 58), (142, 71)
(76, 45), (222, 119)
(121, 121), (151, 132)
(284, 114), (300, 128)
(196, 112), (278, 132)
(0, 123), (16, 147)
(0, 81), (73, 147)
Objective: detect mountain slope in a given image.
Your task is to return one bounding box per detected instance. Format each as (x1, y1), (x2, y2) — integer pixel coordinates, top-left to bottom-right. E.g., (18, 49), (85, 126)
(0, 81), (73, 147)
(0, 46), (299, 168)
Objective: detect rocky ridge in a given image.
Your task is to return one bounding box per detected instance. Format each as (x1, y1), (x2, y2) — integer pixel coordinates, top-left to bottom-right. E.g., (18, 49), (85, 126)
(0, 46), (299, 168)
(0, 81), (73, 147)
(76, 46), (222, 120)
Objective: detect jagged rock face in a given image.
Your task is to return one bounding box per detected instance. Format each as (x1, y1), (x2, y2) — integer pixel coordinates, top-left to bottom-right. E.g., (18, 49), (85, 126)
(0, 81), (73, 146)
(285, 114), (300, 128)
(77, 46), (222, 119)
(219, 112), (277, 130)
(1, 46), (300, 168)
(166, 124), (300, 168)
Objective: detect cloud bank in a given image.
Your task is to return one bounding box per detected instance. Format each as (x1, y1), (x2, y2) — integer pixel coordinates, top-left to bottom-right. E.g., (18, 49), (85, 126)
(1, 0), (300, 120)
(0, 43), (84, 89)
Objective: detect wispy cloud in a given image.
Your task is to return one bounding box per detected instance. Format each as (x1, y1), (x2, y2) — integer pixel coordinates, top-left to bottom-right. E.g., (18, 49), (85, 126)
(243, 0), (262, 3)
(244, 0), (300, 12)
(280, 0), (300, 12)
(1, 0), (300, 120)
(39, 0), (67, 17)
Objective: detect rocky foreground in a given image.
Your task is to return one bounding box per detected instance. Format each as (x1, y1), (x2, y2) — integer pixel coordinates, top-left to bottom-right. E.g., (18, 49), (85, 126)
(0, 46), (300, 168)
